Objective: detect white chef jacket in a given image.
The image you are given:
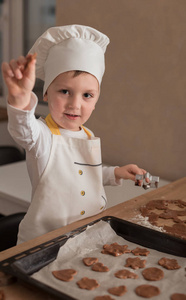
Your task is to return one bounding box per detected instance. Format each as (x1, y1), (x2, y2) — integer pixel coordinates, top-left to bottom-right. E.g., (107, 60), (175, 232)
(7, 93), (121, 198)
(17, 113), (110, 243)
(7, 93), (122, 242)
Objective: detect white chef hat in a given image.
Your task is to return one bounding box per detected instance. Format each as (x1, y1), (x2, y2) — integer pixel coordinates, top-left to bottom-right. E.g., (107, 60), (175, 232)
(28, 24), (110, 95)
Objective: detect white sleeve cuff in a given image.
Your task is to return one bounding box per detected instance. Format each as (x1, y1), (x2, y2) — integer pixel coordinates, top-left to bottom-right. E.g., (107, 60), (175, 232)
(7, 92), (38, 113)
(102, 165), (123, 186)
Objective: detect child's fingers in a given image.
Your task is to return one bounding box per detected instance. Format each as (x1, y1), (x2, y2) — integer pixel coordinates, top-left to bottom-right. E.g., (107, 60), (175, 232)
(130, 165), (146, 185)
(9, 59), (23, 79)
(141, 169), (147, 175)
(23, 54), (36, 82)
(1, 62), (14, 78)
(17, 55), (28, 71)
(126, 165), (143, 182)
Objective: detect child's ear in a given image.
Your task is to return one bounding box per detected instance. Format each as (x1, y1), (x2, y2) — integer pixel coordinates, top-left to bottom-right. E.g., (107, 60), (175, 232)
(43, 92), (48, 102)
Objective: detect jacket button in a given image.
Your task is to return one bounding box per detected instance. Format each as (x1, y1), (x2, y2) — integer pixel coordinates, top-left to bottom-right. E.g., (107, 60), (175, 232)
(81, 191), (85, 196)
(79, 170), (83, 175)
(80, 210), (85, 215)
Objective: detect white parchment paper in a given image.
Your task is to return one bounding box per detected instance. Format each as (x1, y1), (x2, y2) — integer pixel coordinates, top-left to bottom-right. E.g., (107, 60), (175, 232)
(31, 221), (186, 299)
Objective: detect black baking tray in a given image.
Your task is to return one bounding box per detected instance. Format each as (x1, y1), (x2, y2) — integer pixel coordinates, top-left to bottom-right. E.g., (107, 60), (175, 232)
(0, 216), (186, 299)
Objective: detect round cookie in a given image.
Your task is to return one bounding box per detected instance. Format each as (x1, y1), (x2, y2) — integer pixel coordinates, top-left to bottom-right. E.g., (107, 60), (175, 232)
(135, 284), (160, 298)
(142, 267), (164, 281)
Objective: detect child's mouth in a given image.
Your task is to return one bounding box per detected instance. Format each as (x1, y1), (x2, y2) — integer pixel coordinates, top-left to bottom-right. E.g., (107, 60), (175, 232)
(65, 113), (80, 120)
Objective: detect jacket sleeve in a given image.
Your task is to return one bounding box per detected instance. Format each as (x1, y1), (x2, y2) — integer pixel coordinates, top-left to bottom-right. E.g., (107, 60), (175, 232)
(7, 92), (50, 157)
(102, 165), (123, 186)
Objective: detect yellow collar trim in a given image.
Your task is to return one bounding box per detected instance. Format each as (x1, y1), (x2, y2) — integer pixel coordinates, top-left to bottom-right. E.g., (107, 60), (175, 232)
(45, 114), (61, 135)
(45, 114), (92, 138)
(81, 125), (92, 139)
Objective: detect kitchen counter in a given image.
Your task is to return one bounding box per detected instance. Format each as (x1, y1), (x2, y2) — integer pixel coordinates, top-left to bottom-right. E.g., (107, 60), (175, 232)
(0, 160), (170, 215)
(0, 177), (186, 299)
(0, 161), (31, 215)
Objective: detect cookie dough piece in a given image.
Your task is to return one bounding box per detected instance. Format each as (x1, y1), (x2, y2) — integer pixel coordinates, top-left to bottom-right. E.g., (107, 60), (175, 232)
(143, 199), (168, 211)
(135, 284), (160, 298)
(142, 267), (164, 281)
(83, 257), (98, 266)
(102, 242), (131, 256)
(159, 209), (184, 223)
(125, 257), (146, 269)
(175, 200), (186, 209)
(76, 277), (99, 290)
(115, 269), (138, 279)
(164, 223), (186, 239)
(52, 269), (77, 282)
(108, 285), (127, 296)
(92, 262), (109, 272)
(131, 247), (150, 256)
(94, 296), (115, 300)
(171, 293), (186, 300)
(158, 257), (181, 270)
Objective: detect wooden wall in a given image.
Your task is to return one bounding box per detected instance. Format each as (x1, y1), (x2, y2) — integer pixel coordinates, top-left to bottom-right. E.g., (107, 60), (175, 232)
(56, 0), (186, 181)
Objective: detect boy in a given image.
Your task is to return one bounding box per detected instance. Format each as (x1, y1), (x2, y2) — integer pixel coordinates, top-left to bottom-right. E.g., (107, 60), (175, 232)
(2, 25), (147, 244)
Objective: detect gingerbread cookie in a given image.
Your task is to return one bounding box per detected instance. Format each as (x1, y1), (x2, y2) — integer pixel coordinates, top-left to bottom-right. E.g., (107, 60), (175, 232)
(135, 284), (160, 298)
(171, 293), (186, 300)
(25, 53), (37, 68)
(83, 257), (98, 266)
(131, 247), (150, 256)
(52, 269), (77, 282)
(142, 267), (164, 281)
(115, 269), (138, 279)
(108, 285), (127, 296)
(125, 257), (146, 269)
(101, 242), (131, 256)
(92, 262), (109, 272)
(76, 277), (99, 290)
(94, 296), (115, 300)
(158, 257), (181, 270)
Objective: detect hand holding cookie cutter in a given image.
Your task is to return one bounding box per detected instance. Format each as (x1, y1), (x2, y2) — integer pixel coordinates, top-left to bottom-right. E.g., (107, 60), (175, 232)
(135, 172), (159, 190)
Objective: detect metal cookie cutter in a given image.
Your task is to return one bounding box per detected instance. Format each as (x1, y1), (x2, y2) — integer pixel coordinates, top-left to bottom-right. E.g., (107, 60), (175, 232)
(135, 172), (160, 190)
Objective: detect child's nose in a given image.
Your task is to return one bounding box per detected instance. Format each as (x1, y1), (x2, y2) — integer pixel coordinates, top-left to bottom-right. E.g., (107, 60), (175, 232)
(68, 95), (81, 109)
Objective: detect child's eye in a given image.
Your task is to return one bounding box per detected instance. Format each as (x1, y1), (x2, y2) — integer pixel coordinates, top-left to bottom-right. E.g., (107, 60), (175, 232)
(60, 89), (69, 95)
(84, 93), (92, 99)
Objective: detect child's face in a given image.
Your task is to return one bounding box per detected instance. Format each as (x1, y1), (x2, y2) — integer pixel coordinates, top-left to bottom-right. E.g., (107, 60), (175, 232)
(44, 71), (100, 131)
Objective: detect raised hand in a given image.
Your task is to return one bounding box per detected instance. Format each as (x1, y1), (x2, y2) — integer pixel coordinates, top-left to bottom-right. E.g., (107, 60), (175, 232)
(1, 53), (36, 110)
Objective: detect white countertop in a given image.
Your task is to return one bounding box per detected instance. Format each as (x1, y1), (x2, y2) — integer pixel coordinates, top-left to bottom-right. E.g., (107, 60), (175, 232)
(0, 161), (170, 216)
(0, 161), (31, 215)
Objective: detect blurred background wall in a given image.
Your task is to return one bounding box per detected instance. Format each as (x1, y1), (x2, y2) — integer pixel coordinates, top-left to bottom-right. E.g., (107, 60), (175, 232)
(56, 0), (186, 181)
